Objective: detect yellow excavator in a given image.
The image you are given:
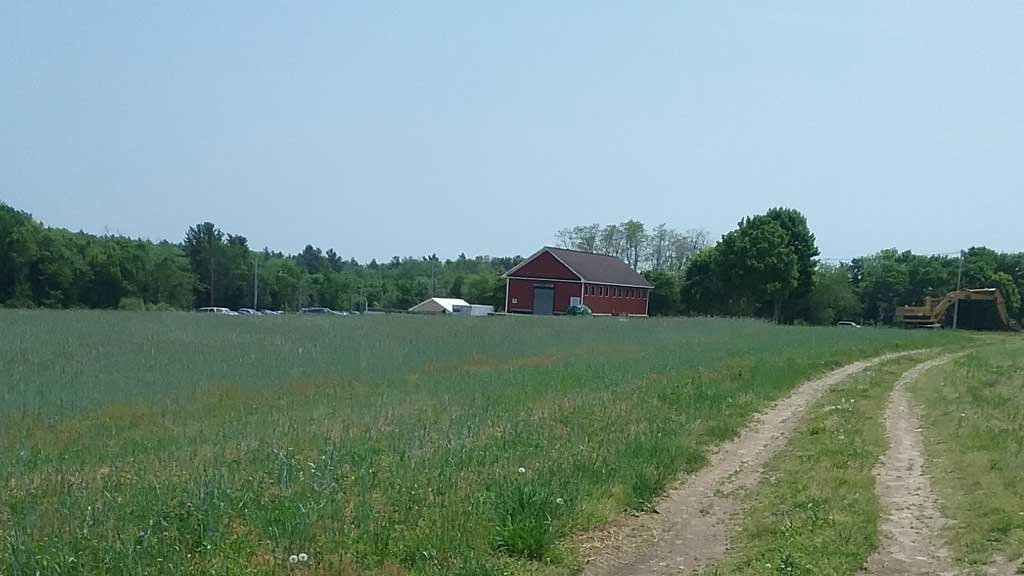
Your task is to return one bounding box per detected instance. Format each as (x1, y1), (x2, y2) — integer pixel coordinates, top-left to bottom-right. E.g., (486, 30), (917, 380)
(895, 288), (1013, 330)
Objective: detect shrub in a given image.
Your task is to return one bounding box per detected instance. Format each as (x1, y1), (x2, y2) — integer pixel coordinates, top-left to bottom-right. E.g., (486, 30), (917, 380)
(118, 297), (146, 311)
(4, 297), (36, 309)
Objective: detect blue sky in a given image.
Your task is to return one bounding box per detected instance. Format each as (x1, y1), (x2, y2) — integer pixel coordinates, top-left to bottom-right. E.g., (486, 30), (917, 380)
(2, 2), (1022, 261)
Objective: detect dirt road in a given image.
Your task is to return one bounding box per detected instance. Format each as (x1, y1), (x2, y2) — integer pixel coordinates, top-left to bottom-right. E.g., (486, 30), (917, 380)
(581, 352), (911, 576)
(858, 354), (961, 576)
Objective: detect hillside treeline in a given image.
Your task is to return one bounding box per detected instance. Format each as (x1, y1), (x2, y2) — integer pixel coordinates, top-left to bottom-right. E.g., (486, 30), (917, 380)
(3, 201), (1022, 324)
(0, 203), (515, 312)
(561, 209), (1024, 325)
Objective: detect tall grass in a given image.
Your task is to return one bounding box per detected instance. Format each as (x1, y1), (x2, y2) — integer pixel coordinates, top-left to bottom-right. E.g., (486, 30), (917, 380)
(0, 311), (965, 575)
(913, 339), (1024, 569)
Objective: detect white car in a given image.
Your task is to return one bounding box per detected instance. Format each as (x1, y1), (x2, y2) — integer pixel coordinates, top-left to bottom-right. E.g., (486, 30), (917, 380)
(836, 321), (862, 328)
(197, 307), (238, 316)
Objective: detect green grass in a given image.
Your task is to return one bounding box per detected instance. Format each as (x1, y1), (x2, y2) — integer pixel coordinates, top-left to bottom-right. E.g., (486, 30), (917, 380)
(702, 353), (936, 576)
(913, 338), (1024, 569)
(0, 311), (966, 575)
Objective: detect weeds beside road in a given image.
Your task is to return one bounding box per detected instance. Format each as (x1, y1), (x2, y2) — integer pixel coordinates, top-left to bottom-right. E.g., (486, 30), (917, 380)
(914, 339), (1024, 571)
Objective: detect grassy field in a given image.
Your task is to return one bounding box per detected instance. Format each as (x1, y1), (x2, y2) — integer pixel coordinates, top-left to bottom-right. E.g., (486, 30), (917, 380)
(0, 311), (965, 575)
(703, 353), (935, 576)
(913, 339), (1024, 570)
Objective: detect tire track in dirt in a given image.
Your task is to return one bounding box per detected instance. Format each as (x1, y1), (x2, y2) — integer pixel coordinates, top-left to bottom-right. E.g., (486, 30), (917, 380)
(580, 352), (914, 576)
(859, 354), (962, 576)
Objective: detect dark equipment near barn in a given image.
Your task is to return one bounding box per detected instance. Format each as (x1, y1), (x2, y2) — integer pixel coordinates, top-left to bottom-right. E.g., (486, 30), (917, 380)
(895, 288), (1017, 331)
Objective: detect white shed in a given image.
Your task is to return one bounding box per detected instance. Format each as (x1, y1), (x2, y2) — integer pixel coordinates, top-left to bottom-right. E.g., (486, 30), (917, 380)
(408, 297), (470, 314)
(452, 304), (495, 316)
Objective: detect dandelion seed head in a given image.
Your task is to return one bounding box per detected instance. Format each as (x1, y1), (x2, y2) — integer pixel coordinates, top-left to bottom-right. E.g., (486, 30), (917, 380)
(288, 555), (298, 564)
(518, 467), (526, 474)
(298, 553), (308, 562)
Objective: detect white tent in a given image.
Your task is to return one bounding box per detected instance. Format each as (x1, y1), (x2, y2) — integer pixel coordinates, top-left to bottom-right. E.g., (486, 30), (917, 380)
(408, 297), (470, 314)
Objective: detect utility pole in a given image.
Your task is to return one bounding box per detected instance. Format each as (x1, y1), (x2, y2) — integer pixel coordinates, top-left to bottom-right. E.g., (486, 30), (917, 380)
(253, 256), (259, 310)
(952, 249), (964, 330)
(431, 257), (436, 298)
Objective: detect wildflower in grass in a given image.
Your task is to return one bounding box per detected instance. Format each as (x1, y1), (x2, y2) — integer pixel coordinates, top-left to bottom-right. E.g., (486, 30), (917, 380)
(288, 555), (298, 564)
(298, 553), (308, 562)
(518, 466), (526, 474)
(556, 498), (564, 505)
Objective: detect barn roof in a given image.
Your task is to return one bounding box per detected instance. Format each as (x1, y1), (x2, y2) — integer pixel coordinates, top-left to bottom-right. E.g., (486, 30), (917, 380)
(507, 247), (654, 288)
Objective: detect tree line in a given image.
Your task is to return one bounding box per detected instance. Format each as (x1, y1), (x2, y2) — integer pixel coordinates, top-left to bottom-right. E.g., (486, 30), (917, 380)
(556, 221), (711, 273)
(0, 203), (515, 312)
(558, 209), (1024, 325)
(3, 201), (1022, 325)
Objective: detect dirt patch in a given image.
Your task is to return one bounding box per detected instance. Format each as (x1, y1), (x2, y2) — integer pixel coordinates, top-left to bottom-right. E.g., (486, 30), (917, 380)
(579, 352), (912, 576)
(859, 354), (962, 576)
(418, 352), (561, 376)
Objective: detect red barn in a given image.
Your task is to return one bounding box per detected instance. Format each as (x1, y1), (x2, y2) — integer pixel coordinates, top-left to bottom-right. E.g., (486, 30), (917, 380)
(504, 247), (654, 316)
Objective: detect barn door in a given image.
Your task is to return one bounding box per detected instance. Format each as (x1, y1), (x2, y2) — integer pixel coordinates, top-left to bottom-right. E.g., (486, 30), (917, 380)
(533, 286), (554, 315)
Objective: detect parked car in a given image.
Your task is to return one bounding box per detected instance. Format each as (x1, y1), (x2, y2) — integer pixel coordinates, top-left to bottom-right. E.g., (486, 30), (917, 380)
(237, 308), (262, 316)
(197, 307), (238, 316)
(300, 307), (346, 316)
(836, 321), (862, 328)
(259, 309), (283, 315)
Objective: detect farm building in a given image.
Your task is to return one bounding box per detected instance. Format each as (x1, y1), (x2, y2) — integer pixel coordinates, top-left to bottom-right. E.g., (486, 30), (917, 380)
(452, 303), (495, 316)
(504, 247), (653, 316)
(409, 297), (470, 314)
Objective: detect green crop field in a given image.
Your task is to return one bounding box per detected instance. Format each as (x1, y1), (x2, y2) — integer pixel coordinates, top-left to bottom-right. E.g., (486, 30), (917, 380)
(0, 311), (966, 575)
